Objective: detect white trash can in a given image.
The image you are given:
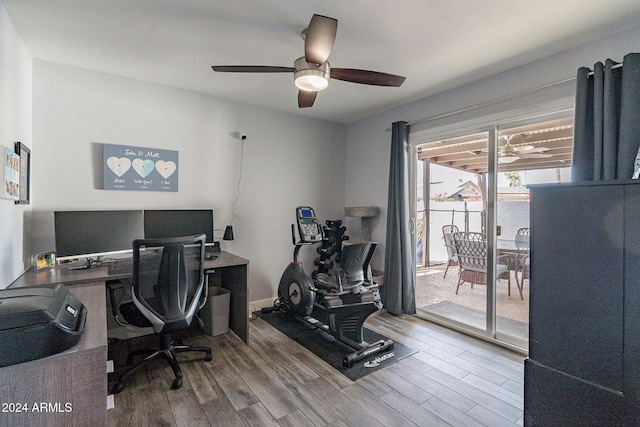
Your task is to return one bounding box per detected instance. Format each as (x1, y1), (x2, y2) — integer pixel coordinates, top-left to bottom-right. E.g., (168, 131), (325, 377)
(200, 286), (230, 336)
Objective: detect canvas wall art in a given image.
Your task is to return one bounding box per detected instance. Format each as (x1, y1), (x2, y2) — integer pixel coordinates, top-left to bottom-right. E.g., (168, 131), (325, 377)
(103, 143), (178, 192)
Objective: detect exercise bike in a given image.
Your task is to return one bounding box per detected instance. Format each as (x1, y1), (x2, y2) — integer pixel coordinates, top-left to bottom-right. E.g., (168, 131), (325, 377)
(265, 206), (393, 368)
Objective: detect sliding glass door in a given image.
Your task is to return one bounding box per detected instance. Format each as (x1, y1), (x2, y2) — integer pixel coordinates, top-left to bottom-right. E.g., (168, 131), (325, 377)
(413, 113), (573, 351)
(494, 117), (573, 347)
(415, 131), (489, 332)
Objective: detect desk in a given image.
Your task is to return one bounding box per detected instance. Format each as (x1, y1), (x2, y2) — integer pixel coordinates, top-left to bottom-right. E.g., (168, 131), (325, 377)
(11, 251), (250, 343)
(4, 251), (249, 426)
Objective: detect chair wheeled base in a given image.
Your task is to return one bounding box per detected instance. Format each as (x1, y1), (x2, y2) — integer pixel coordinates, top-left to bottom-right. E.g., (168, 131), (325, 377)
(112, 333), (212, 394)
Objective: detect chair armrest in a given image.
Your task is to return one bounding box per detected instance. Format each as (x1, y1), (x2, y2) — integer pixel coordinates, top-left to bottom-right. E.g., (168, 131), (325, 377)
(496, 253), (512, 265)
(106, 279), (129, 326)
(335, 268), (345, 289)
(516, 253), (530, 270)
(362, 279), (379, 289)
(198, 275), (209, 311)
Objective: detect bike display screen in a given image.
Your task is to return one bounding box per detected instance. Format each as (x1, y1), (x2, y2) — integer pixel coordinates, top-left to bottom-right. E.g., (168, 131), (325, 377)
(296, 206), (322, 242)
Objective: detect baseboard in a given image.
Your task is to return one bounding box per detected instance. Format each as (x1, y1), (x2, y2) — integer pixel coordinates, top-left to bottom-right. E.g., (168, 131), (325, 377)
(249, 297), (277, 319)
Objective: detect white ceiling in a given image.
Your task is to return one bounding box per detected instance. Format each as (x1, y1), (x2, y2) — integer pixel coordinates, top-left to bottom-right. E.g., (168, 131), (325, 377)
(4, 0), (640, 124)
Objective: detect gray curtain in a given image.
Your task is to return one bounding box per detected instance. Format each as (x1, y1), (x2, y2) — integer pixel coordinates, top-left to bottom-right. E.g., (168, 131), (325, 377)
(572, 53), (640, 181)
(383, 121), (416, 315)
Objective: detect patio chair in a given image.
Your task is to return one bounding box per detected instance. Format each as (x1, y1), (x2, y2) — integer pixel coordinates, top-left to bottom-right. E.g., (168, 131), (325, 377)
(516, 253), (530, 292)
(514, 228), (530, 297)
(442, 225), (459, 278)
(452, 231), (513, 297)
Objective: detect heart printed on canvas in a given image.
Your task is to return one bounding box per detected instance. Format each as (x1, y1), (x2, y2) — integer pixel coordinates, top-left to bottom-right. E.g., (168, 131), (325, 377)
(155, 160), (176, 179)
(107, 156), (132, 177)
(132, 158), (155, 178)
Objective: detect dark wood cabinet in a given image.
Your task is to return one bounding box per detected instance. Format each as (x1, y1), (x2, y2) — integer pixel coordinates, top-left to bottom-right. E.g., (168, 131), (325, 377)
(525, 180), (640, 426)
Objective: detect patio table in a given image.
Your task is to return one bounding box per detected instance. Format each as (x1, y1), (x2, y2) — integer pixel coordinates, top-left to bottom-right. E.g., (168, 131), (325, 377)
(497, 238), (529, 271)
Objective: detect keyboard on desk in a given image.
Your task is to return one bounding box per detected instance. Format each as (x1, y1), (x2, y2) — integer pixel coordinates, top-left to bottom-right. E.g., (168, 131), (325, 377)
(107, 257), (161, 275)
(107, 260), (133, 275)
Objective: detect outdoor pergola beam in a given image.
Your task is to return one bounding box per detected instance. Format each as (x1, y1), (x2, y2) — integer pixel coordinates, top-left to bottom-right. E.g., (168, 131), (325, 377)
(418, 128), (572, 152)
(416, 120), (574, 175)
(424, 147), (572, 174)
(419, 133), (572, 158)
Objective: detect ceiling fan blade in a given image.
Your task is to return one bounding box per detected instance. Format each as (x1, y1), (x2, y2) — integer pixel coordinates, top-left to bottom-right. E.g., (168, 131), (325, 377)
(331, 68), (406, 87)
(298, 90), (317, 108)
(212, 65), (294, 73)
(522, 153), (553, 158)
(304, 14), (337, 65)
(524, 147), (549, 153)
(514, 145), (535, 152)
(515, 146), (549, 153)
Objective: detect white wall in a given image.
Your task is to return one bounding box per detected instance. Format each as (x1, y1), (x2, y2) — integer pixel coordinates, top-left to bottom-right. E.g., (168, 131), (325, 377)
(345, 25), (640, 273)
(31, 61), (345, 302)
(0, 3), (32, 288)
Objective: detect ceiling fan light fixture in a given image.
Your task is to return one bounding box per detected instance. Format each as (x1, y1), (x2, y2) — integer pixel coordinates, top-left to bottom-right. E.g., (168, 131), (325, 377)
(294, 57), (329, 91)
(499, 154), (519, 163)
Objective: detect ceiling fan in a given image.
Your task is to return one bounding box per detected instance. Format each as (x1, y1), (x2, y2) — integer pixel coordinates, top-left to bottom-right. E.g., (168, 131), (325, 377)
(498, 135), (552, 163)
(211, 14), (406, 108)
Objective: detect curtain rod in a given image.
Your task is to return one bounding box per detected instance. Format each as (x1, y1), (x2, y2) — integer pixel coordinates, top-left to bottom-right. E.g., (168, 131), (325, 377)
(385, 77), (574, 132)
(387, 61), (624, 132)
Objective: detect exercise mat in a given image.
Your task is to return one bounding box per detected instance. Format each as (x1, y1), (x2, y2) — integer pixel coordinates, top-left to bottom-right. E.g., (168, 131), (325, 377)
(257, 310), (417, 381)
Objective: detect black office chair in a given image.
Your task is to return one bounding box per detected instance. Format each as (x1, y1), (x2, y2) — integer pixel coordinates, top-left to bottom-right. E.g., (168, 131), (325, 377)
(111, 234), (212, 394)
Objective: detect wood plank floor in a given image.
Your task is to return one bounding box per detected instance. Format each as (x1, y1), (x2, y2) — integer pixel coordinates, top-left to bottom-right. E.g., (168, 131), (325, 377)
(107, 312), (525, 427)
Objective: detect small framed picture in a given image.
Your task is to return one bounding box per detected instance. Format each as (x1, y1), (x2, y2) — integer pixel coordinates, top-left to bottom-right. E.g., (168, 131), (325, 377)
(36, 252), (56, 270)
(2, 145), (19, 201)
(15, 142), (30, 204)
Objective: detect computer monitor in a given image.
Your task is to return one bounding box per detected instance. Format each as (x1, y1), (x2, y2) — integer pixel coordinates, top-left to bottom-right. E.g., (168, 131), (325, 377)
(143, 209), (214, 243)
(54, 210), (145, 261)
